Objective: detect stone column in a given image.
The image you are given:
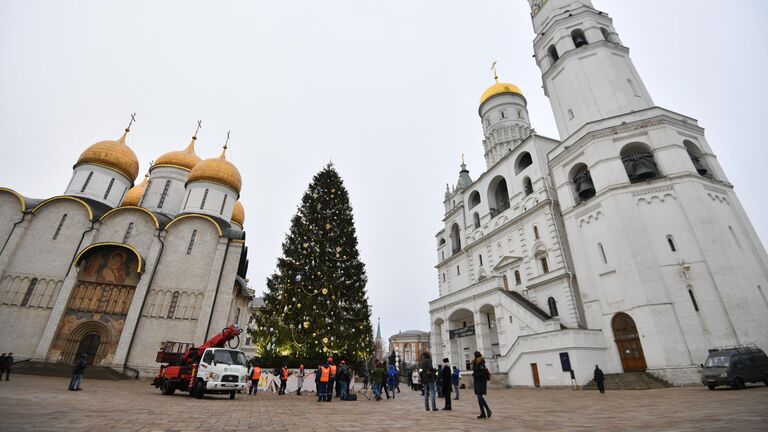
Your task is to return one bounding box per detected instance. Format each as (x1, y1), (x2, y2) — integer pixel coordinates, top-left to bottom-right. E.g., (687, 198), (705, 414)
(473, 310), (492, 358)
(33, 227), (100, 360)
(112, 234), (163, 367)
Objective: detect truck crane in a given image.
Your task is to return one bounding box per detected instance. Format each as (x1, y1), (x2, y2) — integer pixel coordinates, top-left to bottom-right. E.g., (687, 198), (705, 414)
(152, 324), (249, 399)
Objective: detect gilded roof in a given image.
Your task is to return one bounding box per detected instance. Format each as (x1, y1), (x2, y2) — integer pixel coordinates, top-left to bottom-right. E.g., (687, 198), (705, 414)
(77, 130), (140, 181)
(231, 200), (245, 225)
(479, 82), (524, 106)
(187, 148), (242, 193)
(121, 174), (148, 206)
(154, 137), (202, 171)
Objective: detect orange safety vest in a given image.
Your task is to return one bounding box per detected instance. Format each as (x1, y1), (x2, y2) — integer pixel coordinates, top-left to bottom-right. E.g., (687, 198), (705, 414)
(281, 368), (289, 380)
(251, 367), (261, 380)
(319, 366), (330, 382)
(329, 364), (337, 378)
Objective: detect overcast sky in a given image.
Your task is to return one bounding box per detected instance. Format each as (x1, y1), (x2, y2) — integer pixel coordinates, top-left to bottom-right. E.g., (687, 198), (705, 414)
(2, 0), (767, 347)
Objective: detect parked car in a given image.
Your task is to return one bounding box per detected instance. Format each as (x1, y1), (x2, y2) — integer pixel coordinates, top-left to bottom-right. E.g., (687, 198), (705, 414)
(700, 345), (768, 390)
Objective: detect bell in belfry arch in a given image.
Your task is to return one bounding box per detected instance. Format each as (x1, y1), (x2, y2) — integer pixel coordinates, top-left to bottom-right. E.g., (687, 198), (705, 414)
(622, 152), (659, 182)
(573, 33), (588, 48)
(574, 170), (596, 200)
(688, 152), (709, 177)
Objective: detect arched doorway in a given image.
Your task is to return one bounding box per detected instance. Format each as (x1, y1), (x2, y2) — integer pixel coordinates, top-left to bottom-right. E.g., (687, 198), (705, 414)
(77, 333), (101, 366)
(612, 313), (647, 372)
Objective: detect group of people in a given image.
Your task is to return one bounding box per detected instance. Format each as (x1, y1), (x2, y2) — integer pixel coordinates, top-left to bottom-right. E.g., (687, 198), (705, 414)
(246, 363), (308, 396)
(368, 361), (399, 401)
(316, 357), (353, 401)
(418, 351), (492, 419)
(0, 353), (13, 381)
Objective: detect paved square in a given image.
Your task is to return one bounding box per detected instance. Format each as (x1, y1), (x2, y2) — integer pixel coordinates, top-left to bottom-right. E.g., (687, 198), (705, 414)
(0, 375), (766, 431)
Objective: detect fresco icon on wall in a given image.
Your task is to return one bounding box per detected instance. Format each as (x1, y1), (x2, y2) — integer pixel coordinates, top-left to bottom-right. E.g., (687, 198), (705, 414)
(80, 249), (140, 286)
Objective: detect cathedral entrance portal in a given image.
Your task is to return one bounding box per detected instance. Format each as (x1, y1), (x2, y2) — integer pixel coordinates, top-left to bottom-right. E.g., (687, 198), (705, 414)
(612, 313), (647, 372)
(77, 333), (101, 366)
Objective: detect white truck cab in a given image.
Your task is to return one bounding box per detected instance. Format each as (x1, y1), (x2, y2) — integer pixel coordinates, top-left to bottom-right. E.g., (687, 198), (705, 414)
(196, 348), (248, 397)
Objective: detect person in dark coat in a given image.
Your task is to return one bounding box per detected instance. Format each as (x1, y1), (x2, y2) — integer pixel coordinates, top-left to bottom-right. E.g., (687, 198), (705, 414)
(2, 353), (13, 381)
(440, 358), (452, 410)
(69, 353), (87, 391)
(472, 351), (492, 419)
(420, 352), (437, 411)
(594, 365), (605, 394)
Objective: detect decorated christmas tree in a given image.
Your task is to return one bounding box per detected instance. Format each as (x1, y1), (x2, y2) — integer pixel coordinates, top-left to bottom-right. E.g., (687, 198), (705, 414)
(254, 164), (373, 364)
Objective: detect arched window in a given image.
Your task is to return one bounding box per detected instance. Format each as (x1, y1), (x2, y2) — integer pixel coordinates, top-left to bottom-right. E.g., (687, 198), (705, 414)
(478, 255), (484, 267)
(439, 238), (446, 246)
(140, 180), (153, 206)
(571, 29), (588, 48)
(540, 257), (549, 273)
(167, 291), (180, 318)
(620, 142), (659, 183)
(488, 176), (510, 216)
(104, 178), (115, 200)
(570, 163), (595, 204)
(456, 265), (461, 276)
(186, 229), (198, 255)
(234, 307), (241, 325)
(548, 297), (559, 317)
(523, 177), (533, 196)
(81, 172), (94, 193)
(450, 223), (462, 254)
(469, 191), (481, 209)
(442, 273), (446, 282)
(123, 222), (134, 243)
(515, 152), (533, 174)
(683, 140), (712, 178)
(158, 180), (172, 208)
(667, 235), (677, 252)
(52, 214), (68, 240)
(688, 289), (699, 312)
(20, 278), (38, 307)
(219, 194), (228, 215)
(473, 212), (481, 229)
(548, 45), (559, 63)
(533, 226), (540, 240)
(598, 242), (608, 264)
(514, 270), (522, 285)
(200, 189), (209, 209)
(600, 27), (612, 42)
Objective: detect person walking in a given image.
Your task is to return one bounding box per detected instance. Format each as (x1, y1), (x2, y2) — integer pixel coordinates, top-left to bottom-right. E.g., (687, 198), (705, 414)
(451, 366), (461, 400)
(296, 364), (305, 395)
(594, 365), (606, 394)
(370, 361), (385, 401)
(441, 358), (452, 410)
(337, 360), (350, 399)
(278, 364), (289, 395)
(316, 360), (330, 402)
(420, 352), (438, 411)
(249, 364), (262, 395)
(472, 351), (492, 419)
(386, 364), (397, 400)
(69, 353), (87, 391)
(2, 353), (13, 381)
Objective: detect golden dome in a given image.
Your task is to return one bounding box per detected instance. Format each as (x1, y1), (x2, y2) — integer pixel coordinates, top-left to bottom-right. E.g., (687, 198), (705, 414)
(187, 147), (242, 193)
(154, 137), (202, 171)
(479, 82), (524, 106)
(77, 130), (140, 181)
(121, 174), (148, 206)
(231, 200), (245, 226)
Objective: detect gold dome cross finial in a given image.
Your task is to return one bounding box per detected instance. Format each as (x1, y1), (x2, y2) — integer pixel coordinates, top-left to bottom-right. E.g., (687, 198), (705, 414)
(224, 130), (230, 150)
(126, 113), (137, 132)
(491, 60), (499, 83)
(193, 120), (202, 140)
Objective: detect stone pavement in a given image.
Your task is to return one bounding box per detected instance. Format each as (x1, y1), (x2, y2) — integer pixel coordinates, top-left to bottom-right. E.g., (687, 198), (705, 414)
(0, 375), (766, 431)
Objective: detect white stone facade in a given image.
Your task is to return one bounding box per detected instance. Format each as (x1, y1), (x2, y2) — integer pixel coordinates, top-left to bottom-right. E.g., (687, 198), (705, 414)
(430, 0), (768, 387)
(0, 137), (252, 378)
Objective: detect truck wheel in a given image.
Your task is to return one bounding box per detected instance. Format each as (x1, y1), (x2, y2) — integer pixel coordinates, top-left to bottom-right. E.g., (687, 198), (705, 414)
(161, 379), (175, 395)
(194, 380), (205, 399)
(707, 384), (716, 390)
(732, 378), (745, 390)
(229, 391), (236, 400)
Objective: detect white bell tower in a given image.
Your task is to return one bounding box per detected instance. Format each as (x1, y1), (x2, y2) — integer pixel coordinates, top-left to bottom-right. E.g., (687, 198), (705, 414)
(529, 0), (653, 139)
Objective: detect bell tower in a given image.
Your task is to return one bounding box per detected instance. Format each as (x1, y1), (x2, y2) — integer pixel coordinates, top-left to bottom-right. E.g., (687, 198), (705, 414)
(527, 0), (768, 384)
(529, 0), (653, 139)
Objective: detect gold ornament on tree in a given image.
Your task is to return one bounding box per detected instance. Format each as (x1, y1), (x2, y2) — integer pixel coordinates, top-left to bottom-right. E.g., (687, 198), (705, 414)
(321, 288), (328, 295)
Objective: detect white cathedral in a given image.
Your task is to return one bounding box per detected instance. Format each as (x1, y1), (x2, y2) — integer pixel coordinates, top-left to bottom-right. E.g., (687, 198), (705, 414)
(0, 125), (253, 376)
(429, 0), (768, 386)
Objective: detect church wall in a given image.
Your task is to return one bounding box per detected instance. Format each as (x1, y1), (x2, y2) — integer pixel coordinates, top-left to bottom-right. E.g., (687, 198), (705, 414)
(94, 210), (157, 256)
(142, 166), (190, 216)
(66, 163), (132, 208)
(0, 192), (24, 247)
(125, 217), (221, 372)
(182, 182), (237, 223)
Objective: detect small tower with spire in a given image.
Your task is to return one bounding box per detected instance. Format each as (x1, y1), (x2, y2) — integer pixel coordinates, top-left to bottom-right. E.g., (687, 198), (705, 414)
(373, 318), (384, 362)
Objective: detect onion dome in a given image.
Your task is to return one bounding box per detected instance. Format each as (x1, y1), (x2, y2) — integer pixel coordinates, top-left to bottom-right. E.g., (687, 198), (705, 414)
(231, 201), (245, 225)
(121, 173), (148, 206)
(153, 137), (202, 171)
(479, 82), (524, 106)
(187, 146), (242, 193)
(77, 129), (140, 181)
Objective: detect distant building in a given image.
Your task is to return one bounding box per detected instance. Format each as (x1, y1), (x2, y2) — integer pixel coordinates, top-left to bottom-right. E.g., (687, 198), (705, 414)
(241, 296), (264, 359)
(373, 319), (384, 362)
(389, 330), (430, 365)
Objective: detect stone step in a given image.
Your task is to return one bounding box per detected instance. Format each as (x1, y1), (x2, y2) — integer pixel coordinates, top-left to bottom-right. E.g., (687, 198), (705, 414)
(583, 372), (671, 390)
(12, 361), (132, 380)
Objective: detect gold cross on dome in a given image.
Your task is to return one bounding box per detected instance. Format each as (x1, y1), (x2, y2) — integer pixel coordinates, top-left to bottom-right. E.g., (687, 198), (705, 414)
(491, 61), (499, 83)
(126, 113), (137, 131)
(193, 120), (202, 139)
(224, 130), (231, 150)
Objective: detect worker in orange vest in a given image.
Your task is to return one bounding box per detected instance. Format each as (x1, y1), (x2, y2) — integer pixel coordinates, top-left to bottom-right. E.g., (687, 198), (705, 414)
(316, 360), (330, 402)
(249, 365), (262, 395)
(279, 364), (289, 395)
(327, 357), (337, 401)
